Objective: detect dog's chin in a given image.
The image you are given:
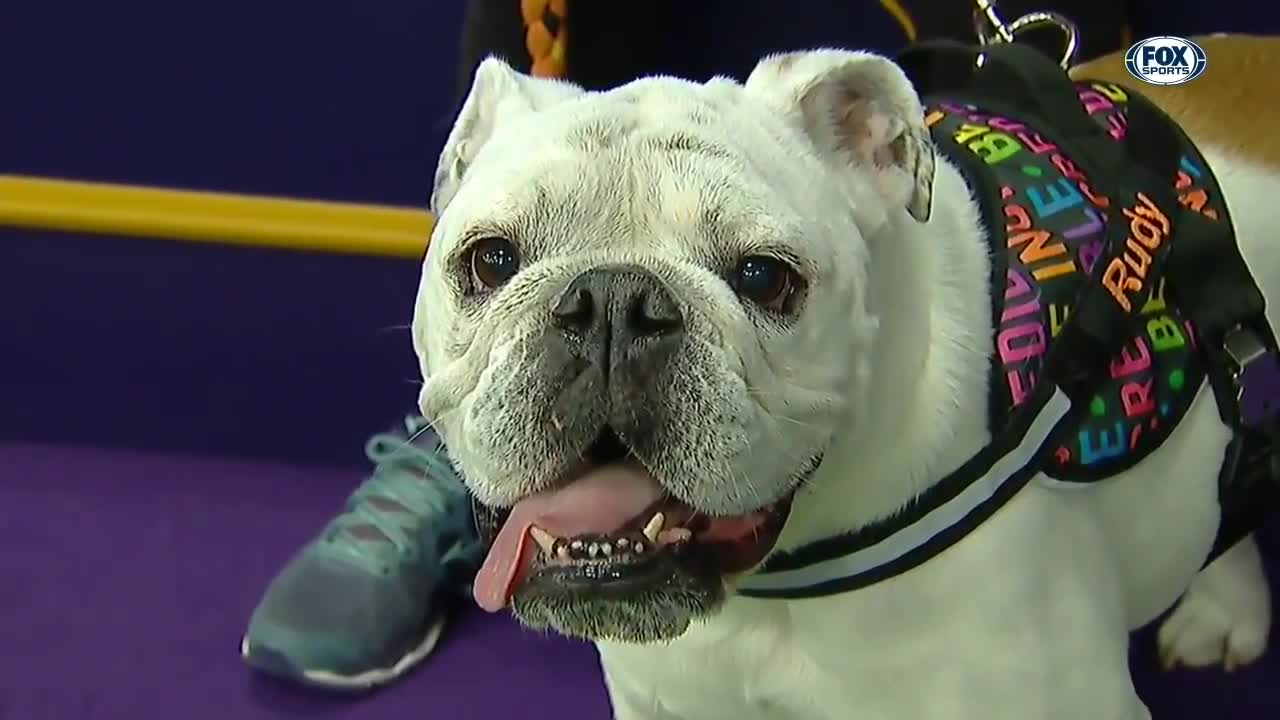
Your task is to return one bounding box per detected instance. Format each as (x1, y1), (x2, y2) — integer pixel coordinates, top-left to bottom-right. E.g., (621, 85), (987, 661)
(471, 428), (815, 644)
(510, 553), (723, 644)
(504, 493), (795, 643)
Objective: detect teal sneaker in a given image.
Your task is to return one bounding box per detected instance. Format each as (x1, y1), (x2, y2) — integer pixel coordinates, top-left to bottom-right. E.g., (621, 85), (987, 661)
(240, 416), (482, 691)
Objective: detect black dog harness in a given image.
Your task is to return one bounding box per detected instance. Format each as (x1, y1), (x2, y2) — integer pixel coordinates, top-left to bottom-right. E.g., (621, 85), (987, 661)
(737, 42), (1280, 600)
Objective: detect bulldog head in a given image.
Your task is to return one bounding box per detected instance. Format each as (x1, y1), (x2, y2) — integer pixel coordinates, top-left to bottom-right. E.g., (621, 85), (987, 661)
(412, 50), (934, 643)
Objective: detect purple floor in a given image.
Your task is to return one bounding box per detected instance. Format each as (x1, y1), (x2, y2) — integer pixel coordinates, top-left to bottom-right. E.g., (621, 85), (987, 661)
(2, 441), (1276, 719)
(1, 443), (609, 720)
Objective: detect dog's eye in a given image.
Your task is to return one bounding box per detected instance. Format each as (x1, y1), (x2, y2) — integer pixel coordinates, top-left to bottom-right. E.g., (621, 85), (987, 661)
(468, 237), (520, 292)
(732, 256), (797, 312)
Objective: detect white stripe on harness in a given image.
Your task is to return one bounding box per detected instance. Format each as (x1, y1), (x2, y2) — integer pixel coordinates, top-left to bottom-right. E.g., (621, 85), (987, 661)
(736, 387), (1072, 594)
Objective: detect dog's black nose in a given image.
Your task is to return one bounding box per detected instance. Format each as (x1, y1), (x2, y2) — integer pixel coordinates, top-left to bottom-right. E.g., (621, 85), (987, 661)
(551, 265), (684, 372)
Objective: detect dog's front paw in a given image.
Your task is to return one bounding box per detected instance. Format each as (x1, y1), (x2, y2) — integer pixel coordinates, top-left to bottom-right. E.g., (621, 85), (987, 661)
(1156, 535), (1271, 671)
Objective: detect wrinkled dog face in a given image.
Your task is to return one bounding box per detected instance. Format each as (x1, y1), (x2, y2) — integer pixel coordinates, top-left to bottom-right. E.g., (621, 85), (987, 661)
(411, 51), (935, 642)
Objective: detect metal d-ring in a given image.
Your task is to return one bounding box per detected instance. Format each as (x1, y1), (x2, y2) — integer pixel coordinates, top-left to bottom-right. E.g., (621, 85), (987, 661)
(972, 0), (1080, 68)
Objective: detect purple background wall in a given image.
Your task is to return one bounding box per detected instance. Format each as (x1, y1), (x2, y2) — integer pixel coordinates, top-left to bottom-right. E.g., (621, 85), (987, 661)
(0, 229), (424, 467)
(0, 0), (458, 205)
(0, 0), (464, 466)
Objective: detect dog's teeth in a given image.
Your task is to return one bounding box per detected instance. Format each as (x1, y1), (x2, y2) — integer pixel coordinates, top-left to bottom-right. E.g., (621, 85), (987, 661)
(616, 537), (630, 548)
(642, 513), (665, 543)
(570, 540), (584, 550)
(600, 542), (613, 557)
(658, 528), (693, 545)
(529, 526), (558, 555)
(588, 542), (600, 558)
(633, 541), (646, 554)
(556, 544), (571, 560)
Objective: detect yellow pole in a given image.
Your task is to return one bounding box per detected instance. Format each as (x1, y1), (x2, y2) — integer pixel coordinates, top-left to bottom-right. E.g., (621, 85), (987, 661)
(0, 174), (434, 259)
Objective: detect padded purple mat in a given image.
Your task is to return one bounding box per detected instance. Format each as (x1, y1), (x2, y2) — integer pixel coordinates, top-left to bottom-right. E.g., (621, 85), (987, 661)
(2, 442), (1275, 719)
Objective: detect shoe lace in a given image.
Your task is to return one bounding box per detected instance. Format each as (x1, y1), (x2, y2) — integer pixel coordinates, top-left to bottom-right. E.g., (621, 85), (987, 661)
(320, 416), (482, 587)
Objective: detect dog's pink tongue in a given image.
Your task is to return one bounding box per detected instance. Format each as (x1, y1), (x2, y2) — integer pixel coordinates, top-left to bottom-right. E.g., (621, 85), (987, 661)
(473, 464), (664, 612)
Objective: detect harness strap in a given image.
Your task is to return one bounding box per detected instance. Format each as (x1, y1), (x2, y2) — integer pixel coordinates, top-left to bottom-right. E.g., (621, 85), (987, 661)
(1107, 78), (1278, 558)
(900, 41), (1185, 405)
(912, 43), (1279, 534)
(739, 385), (1071, 598)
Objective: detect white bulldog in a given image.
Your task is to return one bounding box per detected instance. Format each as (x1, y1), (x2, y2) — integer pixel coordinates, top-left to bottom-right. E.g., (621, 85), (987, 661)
(412, 48), (1277, 720)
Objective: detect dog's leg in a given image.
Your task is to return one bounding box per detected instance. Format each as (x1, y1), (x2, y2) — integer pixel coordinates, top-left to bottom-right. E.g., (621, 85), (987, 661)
(1156, 533), (1271, 670)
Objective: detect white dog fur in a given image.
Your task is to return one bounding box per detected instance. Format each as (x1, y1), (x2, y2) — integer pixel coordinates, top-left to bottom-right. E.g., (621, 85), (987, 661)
(414, 50), (1275, 719)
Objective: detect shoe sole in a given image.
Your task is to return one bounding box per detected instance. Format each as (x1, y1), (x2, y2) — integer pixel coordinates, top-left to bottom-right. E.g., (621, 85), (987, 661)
(239, 612), (447, 692)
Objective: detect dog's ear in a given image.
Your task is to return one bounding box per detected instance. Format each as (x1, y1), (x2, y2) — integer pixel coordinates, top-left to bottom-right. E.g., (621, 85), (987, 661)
(432, 56), (585, 214)
(745, 50), (934, 223)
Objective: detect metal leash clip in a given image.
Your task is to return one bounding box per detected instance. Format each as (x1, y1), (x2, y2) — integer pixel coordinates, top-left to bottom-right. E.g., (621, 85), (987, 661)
(1223, 326), (1280, 434)
(972, 0), (1080, 68)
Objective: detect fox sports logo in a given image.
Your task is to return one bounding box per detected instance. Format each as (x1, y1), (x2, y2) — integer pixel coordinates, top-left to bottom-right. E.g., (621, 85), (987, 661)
(1124, 36), (1207, 86)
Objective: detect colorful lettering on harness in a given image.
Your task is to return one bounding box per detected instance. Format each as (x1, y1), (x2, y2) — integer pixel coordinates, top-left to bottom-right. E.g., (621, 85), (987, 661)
(1175, 166), (1220, 220)
(1105, 112), (1128, 140)
(1100, 193), (1172, 312)
(1048, 303), (1071, 337)
(1110, 336), (1152, 379)
(1050, 154), (1111, 209)
(988, 115), (1060, 155)
(1008, 229), (1077, 281)
(987, 116), (1023, 133)
(1077, 238), (1104, 274)
(1028, 178), (1085, 218)
(1078, 88), (1116, 116)
(954, 124), (988, 143)
(998, 269), (1045, 406)
(1078, 422), (1127, 464)
(1062, 208), (1104, 240)
(1147, 316), (1186, 351)
(925, 80), (1222, 479)
(1021, 132), (1058, 155)
(957, 126), (1023, 165)
(1083, 85), (1133, 139)
(1120, 379), (1156, 418)
(998, 270), (1047, 365)
(1005, 202), (1033, 232)
(999, 321), (1046, 364)
(1089, 83), (1129, 102)
(1141, 280), (1167, 314)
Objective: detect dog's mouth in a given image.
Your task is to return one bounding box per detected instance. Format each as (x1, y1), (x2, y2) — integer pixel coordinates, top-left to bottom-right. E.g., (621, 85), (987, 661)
(471, 426), (795, 612)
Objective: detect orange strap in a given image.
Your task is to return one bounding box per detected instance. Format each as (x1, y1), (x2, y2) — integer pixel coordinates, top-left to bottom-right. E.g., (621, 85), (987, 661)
(522, 0), (569, 78)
